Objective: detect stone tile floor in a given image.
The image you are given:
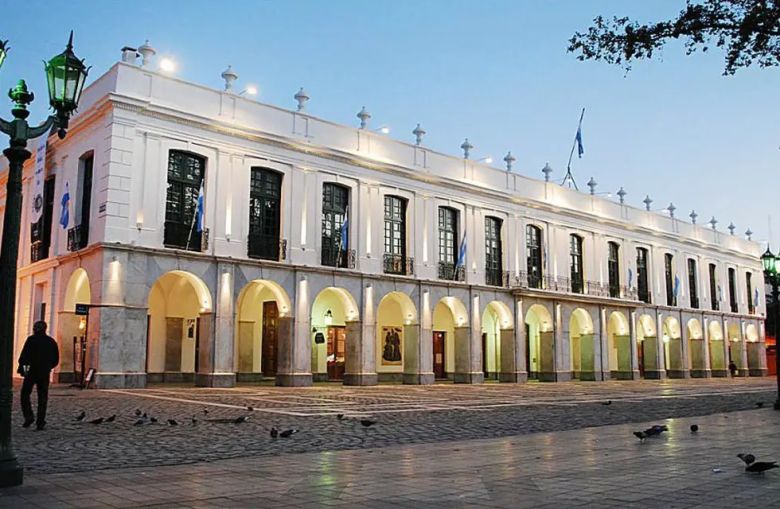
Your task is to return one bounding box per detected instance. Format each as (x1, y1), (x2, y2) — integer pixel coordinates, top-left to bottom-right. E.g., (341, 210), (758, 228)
(2, 378), (778, 507)
(2, 407), (779, 507)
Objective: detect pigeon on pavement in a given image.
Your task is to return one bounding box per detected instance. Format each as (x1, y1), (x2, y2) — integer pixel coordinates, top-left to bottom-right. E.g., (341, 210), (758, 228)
(191, 416), (198, 425)
(337, 414), (345, 421)
(234, 416), (249, 424)
(89, 417), (104, 425)
(280, 429), (299, 438)
(270, 427), (278, 438)
(106, 415), (116, 423)
(633, 431), (647, 441)
(134, 409), (142, 417)
(133, 418), (146, 426)
(246, 406), (254, 411)
(360, 419), (377, 427)
(690, 424), (699, 433)
(738, 453), (756, 465)
(75, 411), (86, 421)
(746, 461), (778, 474)
(756, 402), (764, 408)
(601, 401), (612, 406)
(167, 419), (178, 426)
(150, 417), (158, 423)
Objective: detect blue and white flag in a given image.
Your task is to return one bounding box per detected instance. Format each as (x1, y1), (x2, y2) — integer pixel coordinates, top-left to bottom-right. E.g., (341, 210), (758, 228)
(339, 211), (349, 251)
(455, 234), (467, 269)
(59, 182), (70, 229)
(31, 138), (47, 223)
(627, 268), (634, 288)
(195, 181), (205, 233)
(673, 274), (681, 298)
(575, 125), (584, 158)
(717, 285), (723, 302)
(754, 287), (759, 306)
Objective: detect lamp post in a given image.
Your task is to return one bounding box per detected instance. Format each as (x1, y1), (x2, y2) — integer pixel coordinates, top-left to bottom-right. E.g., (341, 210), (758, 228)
(0, 31), (89, 487)
(760, 247), (780, 411)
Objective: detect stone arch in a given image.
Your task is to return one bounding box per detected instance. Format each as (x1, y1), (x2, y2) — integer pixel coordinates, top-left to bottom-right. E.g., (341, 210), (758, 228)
(637, 314), (658, 378)
(708, 320), (726, 374)
(744, 323), (762, 375)
(432, 296), (469, 381)
(146, 271), (213, 383)
(745, 324), (758, 342)
(662, 316), (684, 376)
(376, 291), (418, 382)
(607, 311), (632, 379)
(63, 268), (91, 312)
(311, 287), (361, 383)
(687, 318), (706, 376)
(481, 301), (513, 380)
(525, 303), (554, 381)
(234, 280), (293, 381)
(569, 308), (595, 380)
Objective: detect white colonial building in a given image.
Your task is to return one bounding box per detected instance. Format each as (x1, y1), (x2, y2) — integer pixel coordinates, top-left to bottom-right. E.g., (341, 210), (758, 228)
(0, 47), (768, 388)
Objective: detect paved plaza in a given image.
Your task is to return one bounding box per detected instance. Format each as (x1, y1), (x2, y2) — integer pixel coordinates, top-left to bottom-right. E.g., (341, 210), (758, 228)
(1, 378), (779, 507)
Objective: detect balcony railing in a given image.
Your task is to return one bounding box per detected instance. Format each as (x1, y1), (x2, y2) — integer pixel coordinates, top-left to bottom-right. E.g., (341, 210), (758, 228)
(438, 262), (465, 282)
(67, 224), (88, 252)
(485, 266), (504, 287)
(504, 271), (638, 300)
(30, 241), (48, 263)
(322, 248), (356, 269)
(690, 296), (700, 309)
(383, 254), (414, 276)
(248, 234), (287, 262)
(163, 221), (203, 252)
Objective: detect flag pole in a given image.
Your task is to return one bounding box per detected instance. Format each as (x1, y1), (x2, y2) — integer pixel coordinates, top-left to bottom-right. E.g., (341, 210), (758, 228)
(562, 107), (585, 190)
(185, 206), (198, 251)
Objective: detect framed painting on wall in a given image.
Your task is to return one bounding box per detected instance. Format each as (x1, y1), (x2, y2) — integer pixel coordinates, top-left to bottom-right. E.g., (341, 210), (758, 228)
(381, 326), (403, 366)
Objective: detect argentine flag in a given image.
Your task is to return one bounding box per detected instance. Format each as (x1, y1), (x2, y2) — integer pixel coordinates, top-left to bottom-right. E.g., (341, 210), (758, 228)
(673, 274), (681, 298)
(455, 235), (467, 269)
(754, 287), (759, 307)
(339, 211), (349, 251)
(627, 267), (633, 288)
(575, 125), (584, 158)
(59, 182), (70, 229)
(195, 181), (205, 233)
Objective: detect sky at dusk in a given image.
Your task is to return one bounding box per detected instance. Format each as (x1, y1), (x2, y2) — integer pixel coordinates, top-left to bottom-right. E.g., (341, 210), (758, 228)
(2, 0), (778, 248)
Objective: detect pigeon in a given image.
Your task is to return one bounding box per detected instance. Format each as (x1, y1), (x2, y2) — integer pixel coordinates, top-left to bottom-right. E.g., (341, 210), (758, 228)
(142, 412), (148, 419)
(133, 418), (146, 426)
(167, 419), (178, 426)
(601, 401), (612, 406)
(191, 416), (198, 425)
(279, 429), (299, 438)
(642, 425), (668, 438)
(633, 431), (647, 441)
(105, 415), (116, 423)
(203, 408), (209, 415)
(746, 461), (778, 474)
(234, 416), (249, 424)
(150, 417), (158, 423)
(89, 417), (104, 425)
(246, 406), (254, 411)
(270, 427), (279, 438)
(360, 420), (377, 428)
(690, 424), (699, 433)
(738, 453), (757, 466)
(134, 409), (142, 417)
(336, 414), (345, 421)
(75, 411), (86, 421)
(756, 402), (764, 409)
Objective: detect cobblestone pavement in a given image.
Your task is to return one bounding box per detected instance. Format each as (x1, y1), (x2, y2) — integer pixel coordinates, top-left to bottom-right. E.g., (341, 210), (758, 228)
(2, 406), (780, 508)
(8, 378), (775, 477)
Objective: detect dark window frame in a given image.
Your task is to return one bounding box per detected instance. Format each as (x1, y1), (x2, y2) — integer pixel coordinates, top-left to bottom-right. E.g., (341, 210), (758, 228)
(688, 258), (699, 309)
(164, 150), (206, 251)
(484, 216), (503, 286)
(607, 241), (620, 298)
(248, 167), (282, 260)
(746, 272), (754, 314)
(636, 247), (650, 303)
(728, 267), (738, 312)
(569, 234), (584, 294)
(321, 182), (350, 268)
(526, 225), (543, 289)
(665, 253), (676, 306)
(709, 263), (719, 311)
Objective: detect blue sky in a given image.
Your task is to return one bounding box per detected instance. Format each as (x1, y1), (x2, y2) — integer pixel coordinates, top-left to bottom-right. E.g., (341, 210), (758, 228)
(3, 0), (778, 248)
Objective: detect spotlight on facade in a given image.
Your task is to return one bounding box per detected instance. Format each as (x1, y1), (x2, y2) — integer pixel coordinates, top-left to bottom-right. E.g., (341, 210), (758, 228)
(241, 85), (258, 97)
(158, 57), (176, 73)
(324, 309), (333, 325)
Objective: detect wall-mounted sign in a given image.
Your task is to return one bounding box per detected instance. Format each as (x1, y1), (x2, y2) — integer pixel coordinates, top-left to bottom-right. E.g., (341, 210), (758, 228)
(75, 303), (90, 316)
(314, 332), (325, 344)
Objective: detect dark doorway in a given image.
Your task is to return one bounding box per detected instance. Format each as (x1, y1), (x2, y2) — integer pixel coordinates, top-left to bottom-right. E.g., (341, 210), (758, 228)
(638, 340), (645, 377)
(525, 323), (531, 375)
(433, 331), (446, 379)
(261, 301), (278, 377)
(327, 326), (346, 381)
(194, 317), (201, 374)
(482, 332), (489, 378)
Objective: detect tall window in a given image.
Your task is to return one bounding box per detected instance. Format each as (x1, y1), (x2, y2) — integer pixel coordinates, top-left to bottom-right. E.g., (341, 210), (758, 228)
(31, 177), (56, 262)
(321, 183), (349, 268)
(164, 151), (205, 251)
(526, 225), (543, 288)
(636, 247), (650, 303)
(709, 263), (719, 311)
(383, 195), (409, 275)
(248, 168), (282, 260)
(484, 217), (503, 286)
(665, 253), (676, 306)
(67, 153), (93, 251)
(569, 234), (584, 294)
(438, 207), (460, 280)
(688, 258), (699, 309)
(728, 267), (738, 312)
(746, 272), (754, 314)
(607, 242), (620, 298)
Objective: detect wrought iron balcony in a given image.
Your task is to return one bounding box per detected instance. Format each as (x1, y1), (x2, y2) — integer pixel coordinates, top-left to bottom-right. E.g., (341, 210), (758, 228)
(730, 301), (738, 313)
(30, 241), (48, 263)
(248, 234), (287, 262)
(438, 262), (465, 282)
(321, 247), (356, 269)
(67, 224), (88, 252)
(690, 296), (700, 309)
(485, 266), (504, 287)
(383, 254), (414, 276)
(163, 221), (203, 252)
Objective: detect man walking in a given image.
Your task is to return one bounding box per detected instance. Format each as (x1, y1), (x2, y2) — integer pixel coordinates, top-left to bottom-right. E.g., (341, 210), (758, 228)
(18, 321), (59, 430)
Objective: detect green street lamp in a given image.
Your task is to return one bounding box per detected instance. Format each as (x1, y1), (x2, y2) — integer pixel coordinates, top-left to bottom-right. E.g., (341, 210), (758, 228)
(761, 247), (780, 411)
(0, 31), (88, 487)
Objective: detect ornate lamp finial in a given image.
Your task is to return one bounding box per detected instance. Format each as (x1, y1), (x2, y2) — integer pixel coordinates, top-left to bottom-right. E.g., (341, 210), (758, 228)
(745, 228), (753, 241)
(587, 177), (597, 195)
(689, 210), (698, 224)
(709, 216), (718, 230)
(221, 65), (238, 92)
(357, 106), (371, 129)
(294, 87), (309, 111)
(667, 203), (676, 218)
(412, 123), (425, 145)
(616, 187), (626, 204)
(503, 151), (516, 172)
(728, 222), (736, 235)
(542, 162), (552, 182)
(138, 40), (156, 67)
(460, 138), (473, 159)
(643, 195), (652, 211)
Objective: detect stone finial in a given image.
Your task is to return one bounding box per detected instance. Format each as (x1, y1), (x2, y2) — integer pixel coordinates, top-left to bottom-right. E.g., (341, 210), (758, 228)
(357, 106), (371, 129)
(728, 222), (736, 235)
(221, 65), (238, 93)
(587, 177), (597, 195)
(542, 163), (553, 182)
(412, 123), (426, 145)
(503, 152), (516, 172)
(616, 187), (626, 204)
(460, 138), (473, 159)
(643, 195), (652, 211)
(689, 210), (698, 224)
(294, 87), (309, 111)
(709, 216), (718, 230)
(667, 203), (676, 218)
(121, 46), (138, 64)
(745, 228), (753, 240)
(138, 40), (156, 67)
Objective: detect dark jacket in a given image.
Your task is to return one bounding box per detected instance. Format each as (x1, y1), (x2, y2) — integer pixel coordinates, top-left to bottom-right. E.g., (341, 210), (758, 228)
(18, 333), (59, 378)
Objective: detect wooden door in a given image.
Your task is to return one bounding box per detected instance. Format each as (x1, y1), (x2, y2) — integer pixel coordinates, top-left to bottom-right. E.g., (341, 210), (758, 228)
(261, 301), (279, 377)
(433, 331), (446, 379)
(482, 332), (488, 377)
(525, 324), (531, 375)
(327, 326), (346, 380)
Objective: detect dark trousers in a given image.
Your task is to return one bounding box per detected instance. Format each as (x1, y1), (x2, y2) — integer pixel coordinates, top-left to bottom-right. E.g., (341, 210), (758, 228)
(21, 375), (50, 426)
